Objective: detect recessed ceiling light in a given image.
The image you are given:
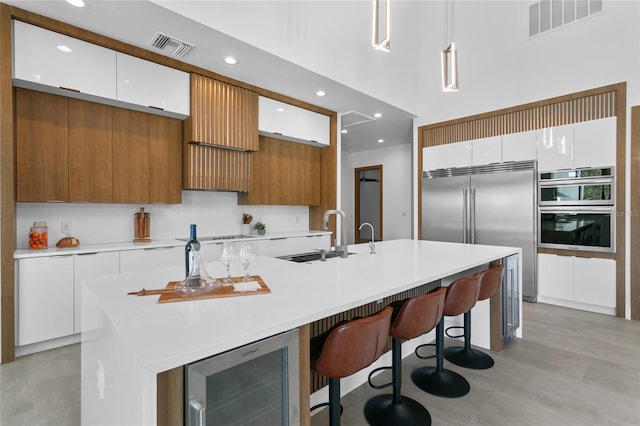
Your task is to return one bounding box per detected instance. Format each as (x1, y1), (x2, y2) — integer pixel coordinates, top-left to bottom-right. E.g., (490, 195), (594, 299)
(378, 139), (384, 143)
(316, 90), (326, 97)
(224, 56), (238, 65)
(374, 113), (382, 118)
(341, 129), (348, 134)
(276, 108), (284, 112)
(66, 0), (85, 7)
(57, 45), (72, 53)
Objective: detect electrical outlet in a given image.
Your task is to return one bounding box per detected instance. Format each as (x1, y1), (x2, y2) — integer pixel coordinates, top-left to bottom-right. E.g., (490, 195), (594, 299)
(61, 221), (72, 234)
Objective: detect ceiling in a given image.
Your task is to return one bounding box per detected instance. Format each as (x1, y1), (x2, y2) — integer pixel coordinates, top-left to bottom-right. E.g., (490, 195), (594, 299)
(5, 0), (415, 153)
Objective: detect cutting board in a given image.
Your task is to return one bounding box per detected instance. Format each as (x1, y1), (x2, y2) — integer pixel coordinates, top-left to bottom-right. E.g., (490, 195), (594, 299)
(158, 275), (270, 304)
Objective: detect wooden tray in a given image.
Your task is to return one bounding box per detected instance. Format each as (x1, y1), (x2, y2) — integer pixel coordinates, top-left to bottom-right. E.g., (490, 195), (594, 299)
(158, 275), (270, 304)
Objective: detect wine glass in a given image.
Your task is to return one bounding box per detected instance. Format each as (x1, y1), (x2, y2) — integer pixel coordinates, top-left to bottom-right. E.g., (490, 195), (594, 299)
(220, 242), (237, 285)
(237, 242), (256, 282)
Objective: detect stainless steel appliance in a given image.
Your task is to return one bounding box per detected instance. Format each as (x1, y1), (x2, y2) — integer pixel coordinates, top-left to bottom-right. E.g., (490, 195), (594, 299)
(538, 167), (615, 253)
(538, 206), (614, 252)
(422, 161), (537, 302)
(538, 167), (614, 206)
(503, 254), (520, 342)
(186, 329), (299, 426)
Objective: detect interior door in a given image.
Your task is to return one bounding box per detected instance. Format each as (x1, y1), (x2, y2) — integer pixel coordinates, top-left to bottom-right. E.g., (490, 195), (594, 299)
(422, 175), (469, 243)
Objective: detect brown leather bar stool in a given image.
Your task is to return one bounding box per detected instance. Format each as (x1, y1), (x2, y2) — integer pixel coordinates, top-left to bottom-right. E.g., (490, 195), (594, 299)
(310, 307), (393, 426)
(445, 264), (504, 369)
(364, 287), (447, 426)
(411, 275), (481, 398)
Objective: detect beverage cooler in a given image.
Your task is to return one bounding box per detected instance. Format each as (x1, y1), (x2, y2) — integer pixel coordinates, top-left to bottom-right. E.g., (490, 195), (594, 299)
(186, 329), (299, 426)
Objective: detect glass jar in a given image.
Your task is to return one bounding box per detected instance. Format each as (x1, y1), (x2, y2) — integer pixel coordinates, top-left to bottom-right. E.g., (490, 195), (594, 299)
(29, 221), (48, 250)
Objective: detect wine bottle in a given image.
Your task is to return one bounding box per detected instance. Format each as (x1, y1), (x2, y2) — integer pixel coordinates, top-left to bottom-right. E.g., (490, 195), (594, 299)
(184, 224), (200, 277)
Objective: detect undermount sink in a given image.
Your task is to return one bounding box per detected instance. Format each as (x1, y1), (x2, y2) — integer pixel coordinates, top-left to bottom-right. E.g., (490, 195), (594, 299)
(278, 251), (354, 263)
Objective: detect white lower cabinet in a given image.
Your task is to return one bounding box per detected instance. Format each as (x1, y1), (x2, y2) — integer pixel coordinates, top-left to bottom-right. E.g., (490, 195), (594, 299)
(119, 246), (183, 273)
(254, 237), (295, 257)
(573, 256), (616, 308)
(16, 234), (331, 350)
(254, 234), (330, 257)
(17, 255), (74, 346)
(537, 253), (615, 313)
(537, 253), (573, 300)
(74, 252), (120, 333)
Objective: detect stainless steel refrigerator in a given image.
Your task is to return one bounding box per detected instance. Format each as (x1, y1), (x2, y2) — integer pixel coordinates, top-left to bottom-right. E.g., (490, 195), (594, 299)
(422, 161), (537, 302)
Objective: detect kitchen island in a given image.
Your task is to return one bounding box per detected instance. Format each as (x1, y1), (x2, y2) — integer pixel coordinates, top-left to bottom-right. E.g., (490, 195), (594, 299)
(81, 239), (521, 425)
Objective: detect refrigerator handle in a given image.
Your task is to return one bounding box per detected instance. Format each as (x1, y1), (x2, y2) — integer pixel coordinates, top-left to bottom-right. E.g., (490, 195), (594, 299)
(463, 188), (468, 243)
(470, 188), (476, 244)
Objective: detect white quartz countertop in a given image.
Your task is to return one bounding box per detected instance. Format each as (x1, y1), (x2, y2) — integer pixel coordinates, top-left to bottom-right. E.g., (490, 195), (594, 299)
(82, 239), (520, 375)
(14, 230), (331, 259)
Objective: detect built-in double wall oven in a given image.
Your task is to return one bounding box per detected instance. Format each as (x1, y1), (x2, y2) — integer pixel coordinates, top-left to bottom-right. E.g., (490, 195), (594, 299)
(538, 167), (615, 252)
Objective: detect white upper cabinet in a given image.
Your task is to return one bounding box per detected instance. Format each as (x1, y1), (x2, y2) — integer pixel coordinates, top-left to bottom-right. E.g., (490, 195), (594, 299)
(502, 130), (537, 162)
(573, 117), (616, 169)
(536, 124), (574, 171)
(423, 140), (472, 172)
(116, 53), (189, 118)
(259, 96), (297, 136)
(296, 107), (330, 145)
(13, 20), (116, 99)
(13, 21), (189, 119)
(258, 96), (330, 146)
(472, 136), (502, 165)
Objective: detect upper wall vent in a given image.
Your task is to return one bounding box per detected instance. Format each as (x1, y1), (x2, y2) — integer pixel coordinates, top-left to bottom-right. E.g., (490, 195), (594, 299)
(149, 32), (195, 58)
(529, 0), (603, 38)
(341, 111), (376, 129)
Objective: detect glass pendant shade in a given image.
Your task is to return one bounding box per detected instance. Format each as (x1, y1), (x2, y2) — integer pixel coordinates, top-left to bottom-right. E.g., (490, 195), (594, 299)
(441, 42), (459, 92)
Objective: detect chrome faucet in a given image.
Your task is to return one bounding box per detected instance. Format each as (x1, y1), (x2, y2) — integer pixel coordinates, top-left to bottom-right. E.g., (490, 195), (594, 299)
(323, 209), (348, 258)
(358, 222), (376, 254)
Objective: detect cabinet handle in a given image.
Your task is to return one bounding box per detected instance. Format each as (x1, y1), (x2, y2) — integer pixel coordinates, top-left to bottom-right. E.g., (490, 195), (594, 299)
(269, 238), (287, 241)
(52, 254), (73, 258)
(148, 105), (165, 111)
(142, 246), (174, 251)
(189, 398), (205, 426)
(59, 86), (80, 93)
(77, 252), (98, 256)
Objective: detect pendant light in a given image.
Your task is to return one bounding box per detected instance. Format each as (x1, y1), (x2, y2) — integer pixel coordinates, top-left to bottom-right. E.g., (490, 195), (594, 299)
(441, 0), (459, 91)
(373, 0), (391, 52)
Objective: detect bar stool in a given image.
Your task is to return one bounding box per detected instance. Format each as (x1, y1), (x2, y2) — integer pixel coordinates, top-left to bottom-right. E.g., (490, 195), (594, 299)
(411, 275), (480, 398)
(364, 287), (447, 426)
(444, 264), (504, 370)
(310, 307), (393, 426)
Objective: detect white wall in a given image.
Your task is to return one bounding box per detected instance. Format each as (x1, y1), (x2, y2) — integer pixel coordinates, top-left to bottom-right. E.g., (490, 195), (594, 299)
(16, 192), (309, 250)
(417, 1), (640, 124)
(151, 0), (423, 115)
(342, 144), (412, 244)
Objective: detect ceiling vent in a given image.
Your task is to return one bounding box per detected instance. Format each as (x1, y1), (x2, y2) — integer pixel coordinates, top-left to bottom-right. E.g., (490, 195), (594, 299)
(149, 32), (195, 58)
(341, 111), (376, 129)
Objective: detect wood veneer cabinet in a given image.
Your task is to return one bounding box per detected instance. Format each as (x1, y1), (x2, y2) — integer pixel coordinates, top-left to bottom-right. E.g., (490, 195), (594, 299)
(238, 136), (320, 206)
(113, 109), (150, 203)
(150, 115), (182, 204)
(68, 99), (113, 202)
(113, 110), (183, 204)
(16, 89), (69, 202)
(16, 89), (182, 204)
(184, 73), (258, 151)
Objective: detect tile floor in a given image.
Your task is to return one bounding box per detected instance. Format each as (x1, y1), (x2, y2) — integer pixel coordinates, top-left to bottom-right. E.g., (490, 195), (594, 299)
(0, 302), (638, 425)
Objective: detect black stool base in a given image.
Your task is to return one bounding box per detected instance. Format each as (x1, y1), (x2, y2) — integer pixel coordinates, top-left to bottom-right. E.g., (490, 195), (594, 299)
(411, 366), (470, 398)
(364, 394), (431, 426)
(444, 346), (495, 370)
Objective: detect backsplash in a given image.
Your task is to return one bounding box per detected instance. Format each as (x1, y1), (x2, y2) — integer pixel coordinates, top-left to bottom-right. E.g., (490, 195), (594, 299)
(16, 191), (309, 249)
